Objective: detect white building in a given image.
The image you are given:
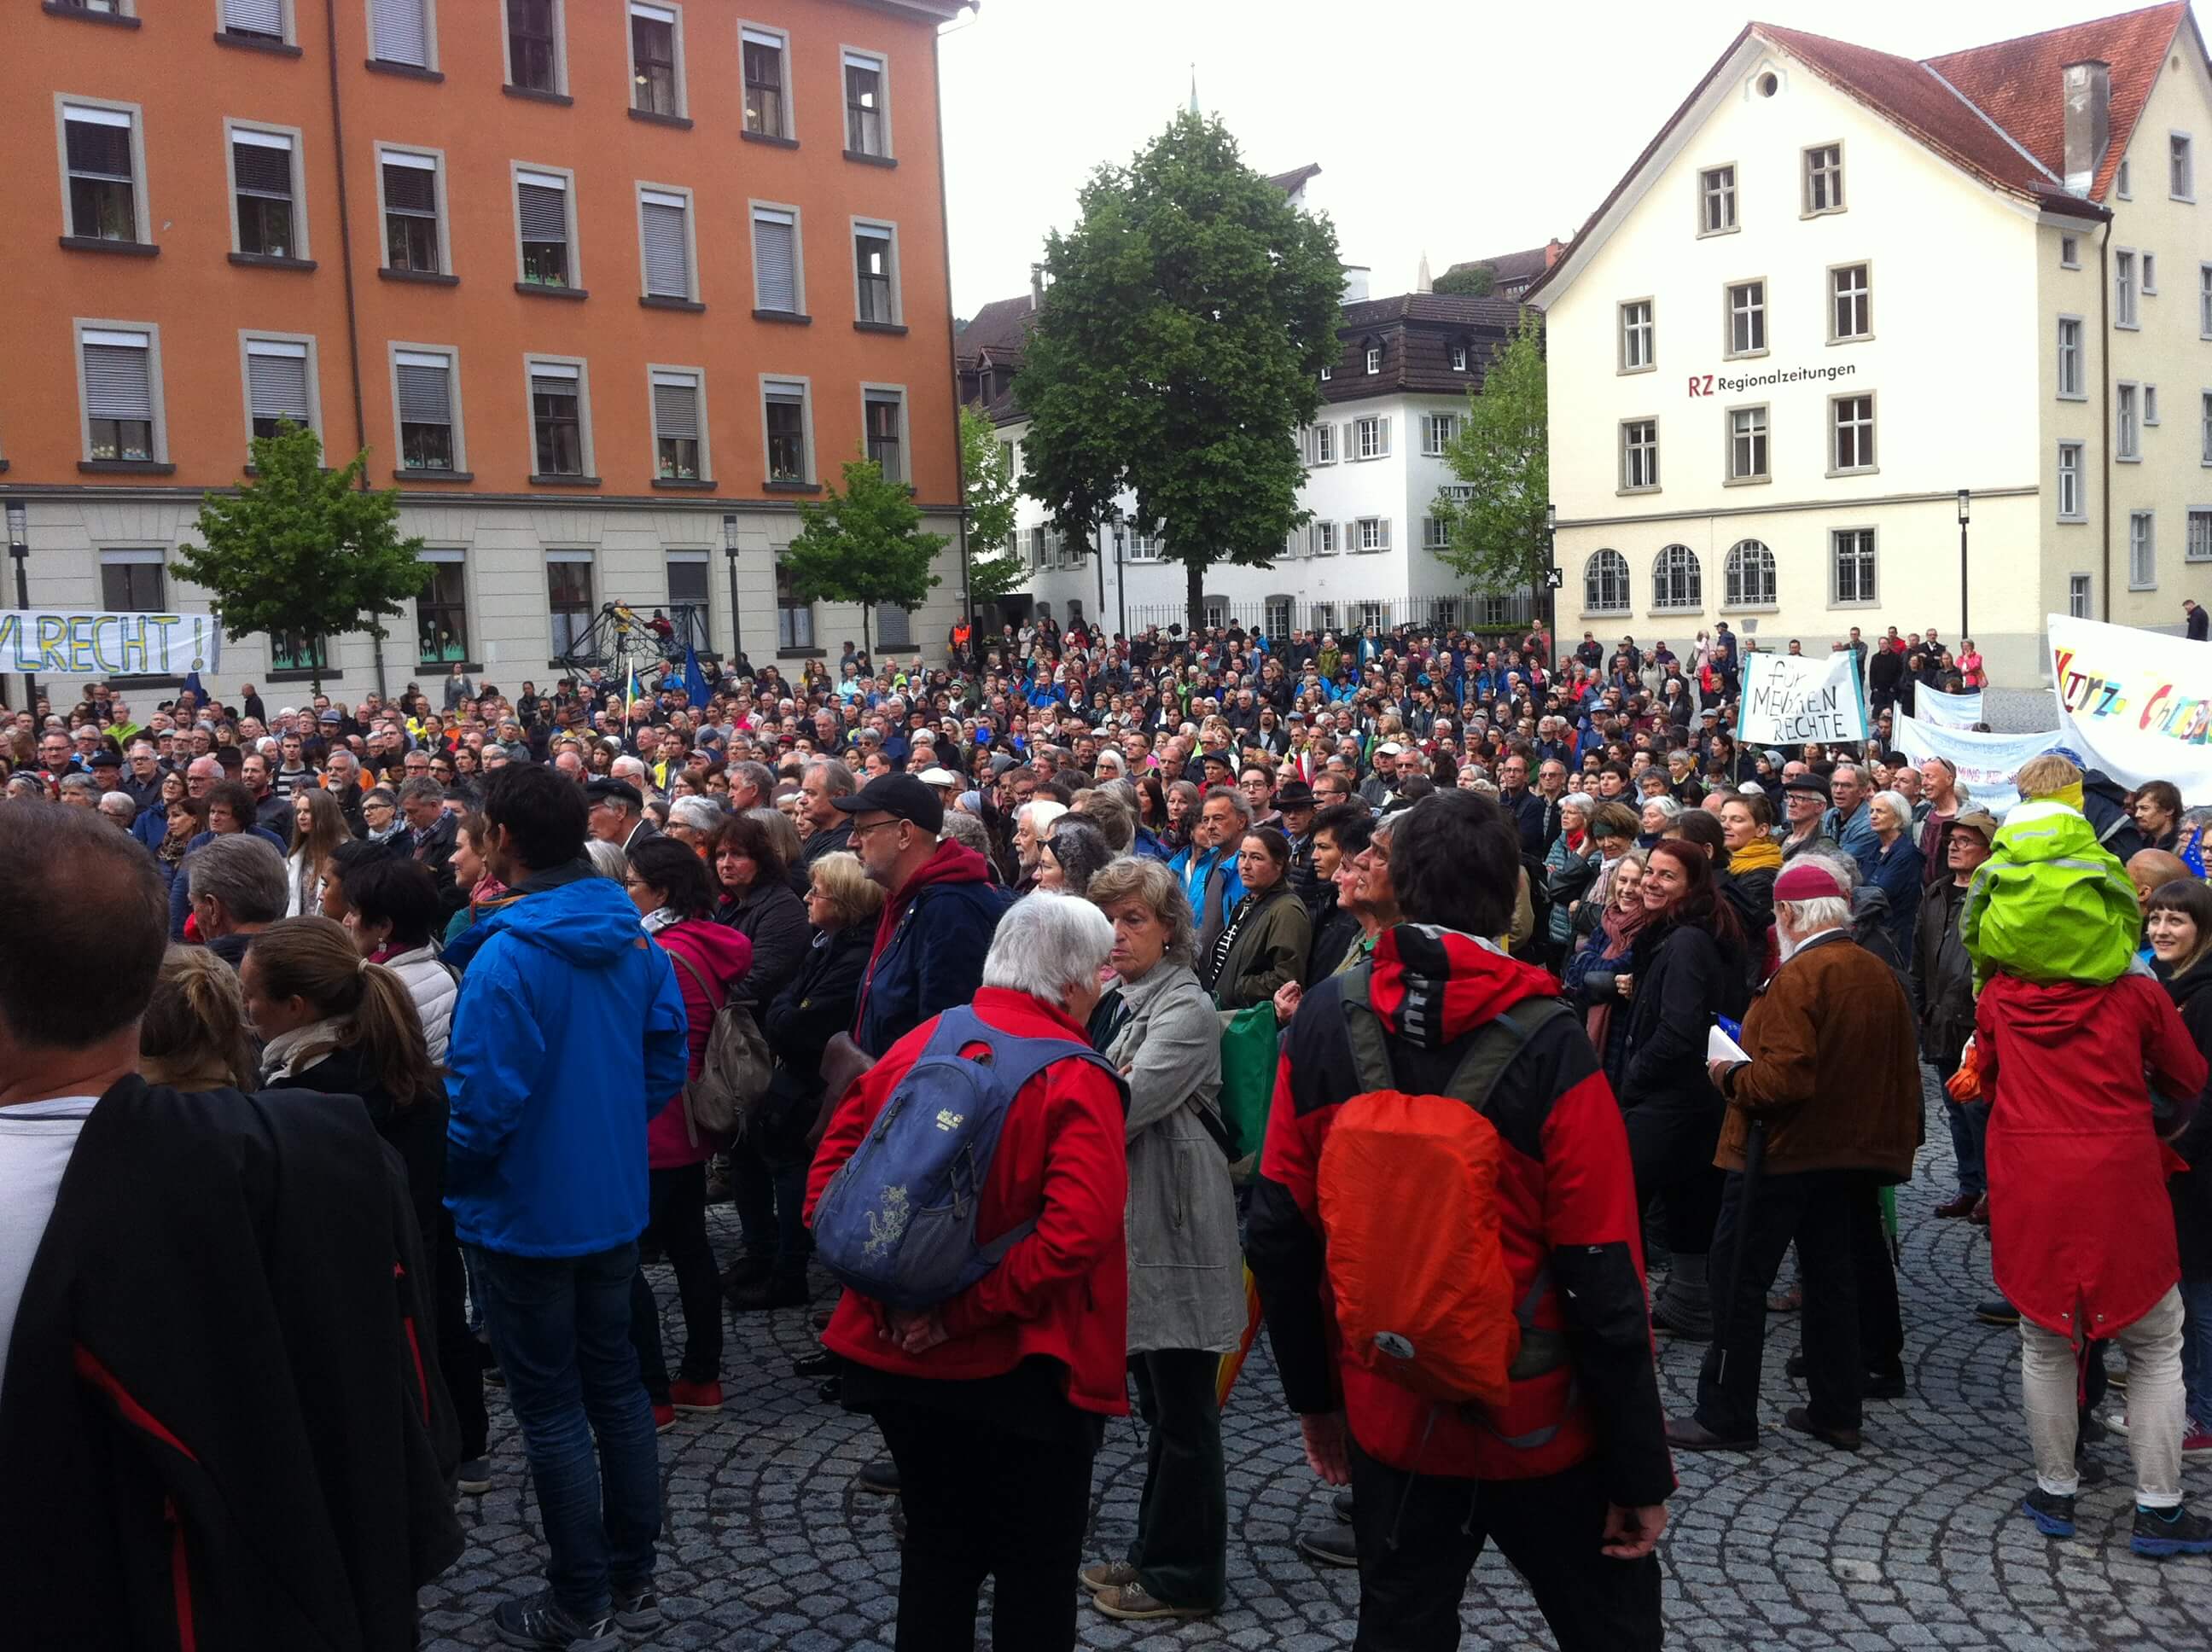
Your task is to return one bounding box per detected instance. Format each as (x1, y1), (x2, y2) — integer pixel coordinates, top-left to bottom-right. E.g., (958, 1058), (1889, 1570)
(1528, 4), (2212, 686)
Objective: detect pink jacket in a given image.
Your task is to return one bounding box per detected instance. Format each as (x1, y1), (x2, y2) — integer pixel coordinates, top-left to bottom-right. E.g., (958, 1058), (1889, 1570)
(648, 918), (754, 1168)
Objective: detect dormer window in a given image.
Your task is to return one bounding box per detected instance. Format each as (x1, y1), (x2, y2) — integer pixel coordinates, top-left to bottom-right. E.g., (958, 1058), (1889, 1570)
(1364, 341), (1382, 375)
(1450, 340), (1470, 372)
(1320, 364), (1333, 382)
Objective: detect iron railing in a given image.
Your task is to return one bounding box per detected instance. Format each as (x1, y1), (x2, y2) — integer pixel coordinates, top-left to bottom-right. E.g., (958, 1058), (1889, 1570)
(1112, 592), (1538, 640)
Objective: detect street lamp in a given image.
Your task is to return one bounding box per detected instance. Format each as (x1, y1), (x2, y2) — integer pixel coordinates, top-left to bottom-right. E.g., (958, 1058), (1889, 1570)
(1956, 488), (1971, 643)
(1544, 502), (1559, 655)
(722, 513), (744, 676)
(7, 502), (30, 712)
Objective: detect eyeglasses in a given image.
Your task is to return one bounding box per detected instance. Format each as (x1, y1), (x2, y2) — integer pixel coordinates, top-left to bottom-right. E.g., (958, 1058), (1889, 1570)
(846, 817), (906, 841)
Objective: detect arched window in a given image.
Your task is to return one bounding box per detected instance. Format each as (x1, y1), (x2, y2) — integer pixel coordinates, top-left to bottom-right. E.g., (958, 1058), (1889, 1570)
(1724, 539), (1776, 608)
(1584, 548), (1630, 614)
(1652, 544), (1702, 611)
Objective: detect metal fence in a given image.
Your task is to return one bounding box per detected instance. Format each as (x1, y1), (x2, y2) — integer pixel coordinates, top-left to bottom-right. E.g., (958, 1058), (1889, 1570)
(1115, 592), (1539, 640)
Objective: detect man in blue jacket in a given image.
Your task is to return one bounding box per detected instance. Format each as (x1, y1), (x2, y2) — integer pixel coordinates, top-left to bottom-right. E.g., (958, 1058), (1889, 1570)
(445, 761), (689, 1650)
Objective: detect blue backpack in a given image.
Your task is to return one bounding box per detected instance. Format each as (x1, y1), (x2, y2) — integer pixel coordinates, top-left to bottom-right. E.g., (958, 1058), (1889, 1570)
(812, 1007), (1122, 1312)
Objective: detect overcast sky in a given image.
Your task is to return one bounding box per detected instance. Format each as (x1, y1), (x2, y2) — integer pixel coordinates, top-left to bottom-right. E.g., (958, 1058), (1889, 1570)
(937, 0), (2192, 317)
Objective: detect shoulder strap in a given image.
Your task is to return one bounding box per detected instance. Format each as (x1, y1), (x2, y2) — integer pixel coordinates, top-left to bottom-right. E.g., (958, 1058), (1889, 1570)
(1340, 969), (1575, 1118)
(664, 944), (725, 1018)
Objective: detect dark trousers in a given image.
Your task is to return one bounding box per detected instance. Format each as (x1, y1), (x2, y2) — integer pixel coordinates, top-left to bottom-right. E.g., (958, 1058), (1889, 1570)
(434, 1213), (488, 1460)
(1695, 1167), (1902, 1438)
(627, 1162), (723, 1399)
(876, 1399), (1097, 1652)
(1625, 1100), (1724, 1255)
(1126, 1350), (1227, 1609)
(730, 1143), (812, 1278)
(1345, 1441), (1661, 1652)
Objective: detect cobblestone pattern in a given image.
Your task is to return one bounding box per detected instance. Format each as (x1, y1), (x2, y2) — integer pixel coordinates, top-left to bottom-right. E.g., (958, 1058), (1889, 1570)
(420, 1081), (2212, 1651)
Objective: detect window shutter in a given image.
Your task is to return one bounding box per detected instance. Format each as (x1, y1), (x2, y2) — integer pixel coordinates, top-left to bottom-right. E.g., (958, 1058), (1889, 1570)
(754, 212), (797, 311)
(1340, 422), (1353, 458)
(640, 196), (689, 296)
(394, 354), (452, 424)
(652, 374), (699, 440)
(223, 0), (284, 36)
(370, 0), (427, 65)
(1377, 417), (1392, 457)
(232, 134), (293, 199)
(530, 365), (579, 403)
(83, 337), (153, 422)
(1378, 519), (1392, 550)
(381, 159), (437, 214)
(246, 342), (310, 422)
(516, 177), (567, 243)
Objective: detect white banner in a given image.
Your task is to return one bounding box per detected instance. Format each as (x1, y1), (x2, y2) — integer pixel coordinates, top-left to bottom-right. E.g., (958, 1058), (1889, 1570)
(0, 610), (221, 678)
(2048, 614), (2212, 804)
(1737, 649), (1867, 746)
(1915, 684), (1983, 730)
(1891, 713), (2058, 818)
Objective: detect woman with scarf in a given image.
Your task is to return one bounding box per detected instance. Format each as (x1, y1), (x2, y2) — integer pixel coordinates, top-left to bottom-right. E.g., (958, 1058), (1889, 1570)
(1718, 791), (1784, 981)
(150, 789), (205, 893)
(1541, 791), (1602, 962)
(1202, 828), (1312, 1012)
(1566, 850), (1651, 1089)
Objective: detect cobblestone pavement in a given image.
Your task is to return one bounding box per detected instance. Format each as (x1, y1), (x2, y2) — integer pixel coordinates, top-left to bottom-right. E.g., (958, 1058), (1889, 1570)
(420, 1083), (2212, 1651)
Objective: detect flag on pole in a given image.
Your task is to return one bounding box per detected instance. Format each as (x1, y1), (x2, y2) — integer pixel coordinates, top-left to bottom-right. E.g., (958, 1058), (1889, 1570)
(684, 644), (709, 708)
(180, 668), (206, 705)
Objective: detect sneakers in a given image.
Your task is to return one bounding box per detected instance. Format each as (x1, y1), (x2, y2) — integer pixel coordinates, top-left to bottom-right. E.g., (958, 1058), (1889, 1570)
(1092, 1580), (1214, 1621)
(610, 1581), (663, 1633)
(1973, 1299), (2019, 1327)
(456, 1457), (492, 1495)
(1078, 1559), (1139, 1592)
(667, 1377), (723, 1414)
(652, 1403), (676, 1434)
(857, 1458), (901, 1496)
(2132, 1504), (2212, 1557)
(2022, 1486), (2076, 1539)
(492, 1591), (621, 1651)
(1295, 1522), (1359, 1568)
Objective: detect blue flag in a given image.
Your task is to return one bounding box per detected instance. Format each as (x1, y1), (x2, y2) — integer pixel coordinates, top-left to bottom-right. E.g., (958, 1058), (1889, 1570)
(180, 669), (206, 704)
(684, 644), (709, 708)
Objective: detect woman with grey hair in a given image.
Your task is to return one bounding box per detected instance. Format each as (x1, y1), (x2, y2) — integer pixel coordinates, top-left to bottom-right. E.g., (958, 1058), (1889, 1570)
(1860, 789), (1924, 960)
(1037, 817), (1115, 898)
(1079, 856), (1241, 1623)
(584, 838), (630, 883)
(809, 893), (1132, 1652)
(665, 792), (723, 851)
(1637, 793), (1684, 849)
(1541, 790), (1602, 961)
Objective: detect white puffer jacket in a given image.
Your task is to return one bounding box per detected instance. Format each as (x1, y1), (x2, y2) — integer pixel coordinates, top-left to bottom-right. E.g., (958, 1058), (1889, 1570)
(381, 943), (457, 1066)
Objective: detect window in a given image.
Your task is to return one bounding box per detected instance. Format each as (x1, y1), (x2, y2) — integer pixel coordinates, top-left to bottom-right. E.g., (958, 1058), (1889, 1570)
(1355, 518), (1390, 552)
(1310, 601), (1337, 632)
(547, 552), (595, 659)
(844, 49), (888, 156)
(1831, 393), (1875, 472)
(875, 602), (913, 650)
(1831, 528), (1877, 603)
(2119, 157), (2133, 198)
(393, 347), (457, 472)
(1353, 416), (1389, 460)
(416, 551), (468, 665)
(650, 369), (703, 480)
(506, 0), (559, 93)
(515, 168), (572, 288)
(1026, 526), (1045, 568)
(665, 551), (710, 651)
(368, 0), (431, 69)
(2062, 235), (2080, 268)
(1803, 143), (1843, 213)
(639, 188), (694, 301)
(1724, 539), (1775, 607)
(244, 337), (312, 442)
(270, 631), (328, 677)
(1620, 418), (1658, 490)
(2118, 382), (2141, 460)
(1311, 521), (1338, 556)
(379, 150), (442, 274)
(1421, 413), (1456, 457)
(1358, 601), (1388, 632)
(2203, 390), (2212, 463)
(2130, 510), (2156, 589)
(1364, 345), (1382, 375)
(1726, 404), (1768, 482)
(1450, 344), (1469, 372)
(628, 3), (682, 118)
(752, 206), (800, 313)
(1620, 300), (1653, 371)
(2058, 441), (2085, 521)
(1726, 281), (1766, 355)
(2057, 317), (2085, 398)
(763, 380), (809, 482)
(864, 387), (904, 480)
(1699, 165), (1736, 233)
(2201, 265), (2212, 337)
(2116, 250), (2139, 328)
(776, 559), (814, 649)
(742, 26), (789, 137)
(2174, 133), (2195, 201)
(221, 0), (287, 44)
(61, 102), (141, 244)
(1584, 550), (1630, 614)
(854, 223), (896, 323)
(528, 362), (585, 477)
(1422, 515), (1451, 550)
(1652, 544), (1701, 611)
(230, 129), (298, 259)
(1830, 263), (1870, 340)
(2190, 509), (2212, 563)
(1266, 597), (1293, 637)
(2147, 384), (2163, 425)
(1127, 527), (1159, 561)
(2069, 573), (2092, 618)
(79, 326), (158, 462)
(1318, 365), (1332, 382)
(99, 550), (164, 612)
(1309, 422), (1336, 464)
(2145, 253), (2160, 294)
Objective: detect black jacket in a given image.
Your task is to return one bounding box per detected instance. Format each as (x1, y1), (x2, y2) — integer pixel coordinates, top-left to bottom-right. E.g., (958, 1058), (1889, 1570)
(0, 1079), (460, 1650)
(718, 878), (812, 1009)
(1911, 877), (1976, 1069)
(408, 811), (463, 919)
(262, 1043), (448, 1279)
(1621, 917), (1748, 1115)
(2166, 959), (2212, 1278)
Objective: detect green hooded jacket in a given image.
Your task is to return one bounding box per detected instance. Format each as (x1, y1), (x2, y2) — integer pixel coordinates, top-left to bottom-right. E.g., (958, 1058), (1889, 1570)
(1959, 799), (2139, 988)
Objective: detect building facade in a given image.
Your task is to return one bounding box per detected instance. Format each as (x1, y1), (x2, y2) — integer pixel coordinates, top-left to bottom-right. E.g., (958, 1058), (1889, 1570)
(1, 0), (968, 707)
(1529, 4), (2212, 687)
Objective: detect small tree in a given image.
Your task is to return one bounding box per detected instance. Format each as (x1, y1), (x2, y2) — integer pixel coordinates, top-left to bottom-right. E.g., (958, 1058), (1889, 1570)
(959, 404), (1028, 608)
(1436, 314), (1550, 625)
(172, 424), (427, 695)
(782, 456), (949, 659)
(1431, 262), (1496, 298)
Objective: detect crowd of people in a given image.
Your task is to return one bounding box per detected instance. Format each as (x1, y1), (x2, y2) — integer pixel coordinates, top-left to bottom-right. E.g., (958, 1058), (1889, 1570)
(1, 606), (2209, 1651)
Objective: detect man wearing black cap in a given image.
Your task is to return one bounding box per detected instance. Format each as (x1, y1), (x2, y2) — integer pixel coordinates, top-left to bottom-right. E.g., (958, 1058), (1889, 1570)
(1780, 773), (1834, 862)
(837, 772), (1010, 1060)
(585, 777), (657, 854)
(1278, 779), (1322, 908)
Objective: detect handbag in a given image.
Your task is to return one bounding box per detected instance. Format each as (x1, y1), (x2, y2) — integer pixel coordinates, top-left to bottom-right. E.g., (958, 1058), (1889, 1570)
(808, 1032), (876, 1154)
(665, 949), (771, 1143)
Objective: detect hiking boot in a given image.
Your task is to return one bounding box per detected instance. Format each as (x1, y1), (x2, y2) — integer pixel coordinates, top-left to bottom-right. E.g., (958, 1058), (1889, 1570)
(2022, 1486), (2076, 1539)
(1078, 1559), (1138, 1593)
(609, 1580), (663, 1633)
(1784, 1405), (1861, 1452)
(1973, 1299), (2018, 1327)
(858, 1458), (901, 1496)
(1092, 1581), (1214, 1621)
(2132, 1504), (2212, 1557)
(456, 1457), (492, 1495)
(668, 1377), (723, 1414)
(1295, 1521), (1359, 1568)
(725, 1275), (810, 1313)
(1933, 1193), (1978, 1219)
(492, 1591), (620, 1652)
(1664, 1414), (1757, 1453)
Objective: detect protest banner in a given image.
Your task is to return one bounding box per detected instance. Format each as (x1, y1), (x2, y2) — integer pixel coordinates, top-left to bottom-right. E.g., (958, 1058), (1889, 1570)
(1737, 649), (1867, 746)
(1915, 684), (1984, 730)
(2047, 614), (2212, 803)
(1891, 713), (2057, 817)
(0, 610), (220, 678)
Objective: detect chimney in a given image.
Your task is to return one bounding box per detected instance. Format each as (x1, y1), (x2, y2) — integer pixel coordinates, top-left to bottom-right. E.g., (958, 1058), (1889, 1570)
(1029, 262), (1046, 310)
(1544, 238), (1564, 269)
(2063, 60), (2110, 195)
(1342, 265), (1371, 304)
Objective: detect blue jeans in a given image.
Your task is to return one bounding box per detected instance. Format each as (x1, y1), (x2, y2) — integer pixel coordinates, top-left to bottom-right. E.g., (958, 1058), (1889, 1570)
(2183, 1278), (2212, 1429)
(469, 1243), (661, 1615)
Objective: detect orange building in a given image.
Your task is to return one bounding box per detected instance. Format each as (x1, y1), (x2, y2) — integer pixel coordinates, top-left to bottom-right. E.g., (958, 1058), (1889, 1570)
(0, 0), (969, 701)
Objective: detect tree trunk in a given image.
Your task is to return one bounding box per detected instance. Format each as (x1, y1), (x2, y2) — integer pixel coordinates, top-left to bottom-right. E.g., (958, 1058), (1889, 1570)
(860, 602), (873, 664)
(1185, 557), (1204, 636)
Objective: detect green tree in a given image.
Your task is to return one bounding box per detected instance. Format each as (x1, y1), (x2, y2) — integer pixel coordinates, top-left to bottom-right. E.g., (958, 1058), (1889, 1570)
(1431, 262), (1495, 298)
(782, 457), (949, 659)
(1016, 112), (1342, 629)
(1436, 314), (1550, 624)
(959, 403), (1028, 608)
(172, 424), (427, 695)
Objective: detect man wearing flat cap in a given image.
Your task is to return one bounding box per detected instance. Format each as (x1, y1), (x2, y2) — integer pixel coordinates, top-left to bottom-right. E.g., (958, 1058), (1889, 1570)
(585, 777), (656, 854)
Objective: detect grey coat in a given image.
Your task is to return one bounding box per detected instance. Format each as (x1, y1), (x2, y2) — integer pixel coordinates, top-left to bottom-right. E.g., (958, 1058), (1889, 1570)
(1101, 960), (1246, 1356)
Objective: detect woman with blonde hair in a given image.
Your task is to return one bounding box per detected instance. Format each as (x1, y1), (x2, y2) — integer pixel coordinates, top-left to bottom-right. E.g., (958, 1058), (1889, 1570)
(286, 787), (353, 917)
(139, 945), (258, 1091)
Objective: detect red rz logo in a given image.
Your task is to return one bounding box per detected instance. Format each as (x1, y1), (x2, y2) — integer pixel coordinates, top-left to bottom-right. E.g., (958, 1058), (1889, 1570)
(1686, 375), (1715, 398)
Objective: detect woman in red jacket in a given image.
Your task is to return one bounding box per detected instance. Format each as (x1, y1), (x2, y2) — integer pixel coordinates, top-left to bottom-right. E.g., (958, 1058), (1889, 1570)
(806, 893), (1130, 1652)
(622, 836), (753, 1427)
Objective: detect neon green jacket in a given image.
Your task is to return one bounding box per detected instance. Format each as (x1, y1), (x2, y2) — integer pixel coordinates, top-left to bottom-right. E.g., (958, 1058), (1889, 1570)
(1960, 800), (2139, 988)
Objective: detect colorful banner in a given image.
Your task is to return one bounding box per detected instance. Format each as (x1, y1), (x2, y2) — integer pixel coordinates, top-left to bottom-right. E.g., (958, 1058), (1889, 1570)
(1915, 684), (1984, 730)
(1737, 649), (1868, 746)
(0, 610), (220, 678)
(2047, 614), (2212, 804)
(1891, 713), (2058, 817)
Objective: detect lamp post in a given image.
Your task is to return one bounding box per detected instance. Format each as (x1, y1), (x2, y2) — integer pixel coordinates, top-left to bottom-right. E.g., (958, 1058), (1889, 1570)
(7, 502), (31, 712)
(1544, 502), (1559, 659)
(1956, 488), (1971, 643)
(722, 513), (744, 677)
